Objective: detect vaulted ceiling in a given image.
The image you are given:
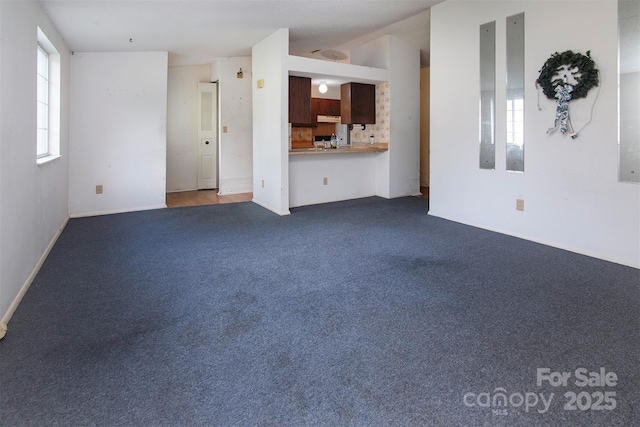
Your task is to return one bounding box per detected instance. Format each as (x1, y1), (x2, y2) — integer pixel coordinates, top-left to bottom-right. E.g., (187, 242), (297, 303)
(39, 0), (444, 67)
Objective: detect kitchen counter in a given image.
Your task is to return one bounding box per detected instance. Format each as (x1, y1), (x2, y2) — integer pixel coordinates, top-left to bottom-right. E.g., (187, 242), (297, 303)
(289, 143), (388, 155)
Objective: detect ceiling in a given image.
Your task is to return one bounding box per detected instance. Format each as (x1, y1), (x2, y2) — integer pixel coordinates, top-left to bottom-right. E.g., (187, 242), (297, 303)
(39, 0), (444, 67)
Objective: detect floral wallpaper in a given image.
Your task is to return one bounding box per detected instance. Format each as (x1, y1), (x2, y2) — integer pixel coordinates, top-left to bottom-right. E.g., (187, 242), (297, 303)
(350, 82), (390, 145)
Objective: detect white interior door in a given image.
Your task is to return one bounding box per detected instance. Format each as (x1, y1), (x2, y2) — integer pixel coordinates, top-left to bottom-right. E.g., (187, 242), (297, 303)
(197, 82), (218, 189)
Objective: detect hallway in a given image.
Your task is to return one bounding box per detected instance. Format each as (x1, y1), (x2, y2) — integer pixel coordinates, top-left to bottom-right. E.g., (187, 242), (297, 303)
(167, 188), (426, 208)
(166, 190), (253, 208)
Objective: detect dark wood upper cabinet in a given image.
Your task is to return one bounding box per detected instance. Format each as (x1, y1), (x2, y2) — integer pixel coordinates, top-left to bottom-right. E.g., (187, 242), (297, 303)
(309, 98), (341, 125)
(317, 98), (341, 116)
(330, 99), (341, 116)
(311, 98), (319, 125)
(289, 76), (312, 125)
(340, 83), (376, 124)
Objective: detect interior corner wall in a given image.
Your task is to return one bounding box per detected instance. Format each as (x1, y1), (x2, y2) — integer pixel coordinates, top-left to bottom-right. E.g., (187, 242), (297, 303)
(0, 1), (70, 325)
(210, 59), (221, 82)
(167, 65), (211, 192)
(349, 36), (391, 70)
(430, 0), (640, 268)
(69, 52), (168, 217)
(350, 35), (420, 199)
(252, 28), (290, 215)
(218, 57), (253, 195)
(387, 35), (420, 198)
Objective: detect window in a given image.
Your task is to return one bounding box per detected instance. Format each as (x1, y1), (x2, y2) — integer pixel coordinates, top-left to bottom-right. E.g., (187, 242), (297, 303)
(506, 96), (524, 147)
(36, 44), (49, 158)
(36, 27), (60, 164)
(506, 95), (524, 173)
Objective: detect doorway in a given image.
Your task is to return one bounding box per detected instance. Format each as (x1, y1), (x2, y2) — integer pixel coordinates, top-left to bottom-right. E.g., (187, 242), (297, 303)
(166, 190), (252, 208)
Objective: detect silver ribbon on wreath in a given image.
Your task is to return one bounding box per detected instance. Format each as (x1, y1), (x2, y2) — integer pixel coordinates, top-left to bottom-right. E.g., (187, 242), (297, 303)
(547, 80), (574, 136)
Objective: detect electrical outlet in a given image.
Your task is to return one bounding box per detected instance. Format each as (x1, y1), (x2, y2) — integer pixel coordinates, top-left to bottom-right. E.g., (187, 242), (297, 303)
(516, 199), (524, 211)
(96, 185), (103, 194)
(261, 180), (264, 188)
(323, 177), (328, 185)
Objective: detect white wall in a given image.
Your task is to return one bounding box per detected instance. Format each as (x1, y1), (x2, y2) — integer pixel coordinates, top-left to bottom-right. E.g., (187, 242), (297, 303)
(0, 1), (70, 329)
(69, 52), (168, 216)
(430, 0), (640, 268)
(289, 154), (378, 207)
(252, 28), (290, 215)
(388, 36), (421, 198)
(350, 35), (421, 199)
(167, 65), (211, 192)
(350, 36), (391, 69)
(216, 57), (253, 195)
(287, 54), (390, 83)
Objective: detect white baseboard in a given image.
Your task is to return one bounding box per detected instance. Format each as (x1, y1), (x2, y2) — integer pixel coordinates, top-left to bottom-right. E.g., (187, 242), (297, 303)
(166, 188), (197, 193)
(0, 215), (70, 339)
(427, 209), (640, 269)
(252, 198), (290, 216)
(217, 189), (253, 196)
(69, 204), (167, 218)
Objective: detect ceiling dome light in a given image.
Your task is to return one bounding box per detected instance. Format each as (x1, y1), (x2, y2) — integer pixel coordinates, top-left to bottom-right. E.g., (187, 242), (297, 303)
(318, 81), (328, 94)
(320, 50), (348, 61)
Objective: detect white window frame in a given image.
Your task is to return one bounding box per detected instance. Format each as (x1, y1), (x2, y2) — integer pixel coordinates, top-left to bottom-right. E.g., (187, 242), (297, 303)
(506, 96), (524, 147)
(36, 44), (49, 158)
(36, 27), (61, 165)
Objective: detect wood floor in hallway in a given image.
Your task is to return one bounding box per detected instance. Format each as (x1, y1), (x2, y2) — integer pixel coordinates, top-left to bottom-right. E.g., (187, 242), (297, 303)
(166, 190), (253, 208)
(167, 187), (427, 208)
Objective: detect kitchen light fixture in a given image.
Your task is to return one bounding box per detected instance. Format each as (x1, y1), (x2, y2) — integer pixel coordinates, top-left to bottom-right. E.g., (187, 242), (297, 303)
(318, 81), (328, 93)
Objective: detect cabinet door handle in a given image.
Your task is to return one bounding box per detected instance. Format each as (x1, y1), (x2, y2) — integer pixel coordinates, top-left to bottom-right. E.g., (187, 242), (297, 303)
(205, 140), (210, 145)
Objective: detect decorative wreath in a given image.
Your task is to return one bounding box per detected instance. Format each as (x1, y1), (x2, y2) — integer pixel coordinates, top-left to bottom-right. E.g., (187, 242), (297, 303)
(536, 50), (599, 100)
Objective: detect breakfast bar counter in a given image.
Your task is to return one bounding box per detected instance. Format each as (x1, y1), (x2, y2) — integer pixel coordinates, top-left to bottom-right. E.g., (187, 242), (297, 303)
(289, 143), (389, 155)
(288, 142), (390, 208)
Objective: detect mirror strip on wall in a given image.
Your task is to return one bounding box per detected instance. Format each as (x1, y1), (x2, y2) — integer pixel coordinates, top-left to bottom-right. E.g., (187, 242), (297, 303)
(619, 0), (640, 183)
(479, 21), (496, 170)
(506, 12), (525, 173)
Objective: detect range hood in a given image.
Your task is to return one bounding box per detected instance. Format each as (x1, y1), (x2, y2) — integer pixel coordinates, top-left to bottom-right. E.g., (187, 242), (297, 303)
(317, 115), (341, 123)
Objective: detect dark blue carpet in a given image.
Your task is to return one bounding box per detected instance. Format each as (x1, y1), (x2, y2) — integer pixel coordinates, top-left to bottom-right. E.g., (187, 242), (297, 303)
(1, 197), (638, 426)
